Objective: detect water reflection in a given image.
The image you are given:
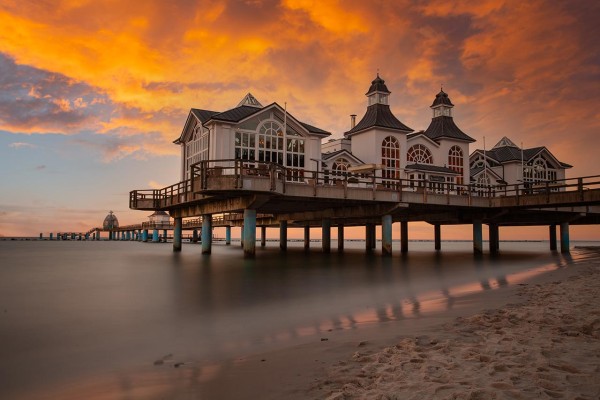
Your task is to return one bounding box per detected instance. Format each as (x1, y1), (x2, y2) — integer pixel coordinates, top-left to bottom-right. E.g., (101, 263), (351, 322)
(2, 241), (597, 399)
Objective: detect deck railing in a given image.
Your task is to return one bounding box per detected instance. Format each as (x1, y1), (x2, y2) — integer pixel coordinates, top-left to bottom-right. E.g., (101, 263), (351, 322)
(129, 159), (600, 209)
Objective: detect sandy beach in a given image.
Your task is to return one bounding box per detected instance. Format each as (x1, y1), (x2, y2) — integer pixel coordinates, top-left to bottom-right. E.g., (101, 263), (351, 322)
(307, 250), (600, 400)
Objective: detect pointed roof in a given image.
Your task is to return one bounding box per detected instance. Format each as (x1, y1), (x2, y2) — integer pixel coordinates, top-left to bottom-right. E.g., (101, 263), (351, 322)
(430, 89), (454, 107)
(345, 104), (413, 136)
(423, 116), (475, 142)
(492, 136), (519, 149)
(237, 93), (263, 108)
(366, 73), (391, 95)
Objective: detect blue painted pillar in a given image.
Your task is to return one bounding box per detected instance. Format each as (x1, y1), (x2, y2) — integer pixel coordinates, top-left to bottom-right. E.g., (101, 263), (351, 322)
(192, 229), (199, 243)
(72, 233), (76, 240)
(560, 222), (570, 253)
(473, 220), (483, 255)
(50, 233), (53, 240)
(152, 229), (159, 243)
(304, 226), (310, 251)
(243, 209), (257, 257)
(322, 218), (331, 253)
(142, 229), (148, 242)
(173, 217), (182, 252)
(201, 214), (212, 254)
(261, 226), (266, 247)
(121, 232), (125, 241)
(382, 215), (392, 256)
(85, 233), (89, 240)
(401, 221), (408, 253)
(225, 226), (231, 245)
(549, 225), (557, 251)
(434, 224), (441, 251)
(280, 220), (288, 251)
(338, 224), (344, 251)
(240, 225), (244, 248)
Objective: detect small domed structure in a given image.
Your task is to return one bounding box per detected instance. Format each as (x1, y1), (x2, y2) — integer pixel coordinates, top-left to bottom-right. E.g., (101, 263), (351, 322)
(103, 211), (119, 230)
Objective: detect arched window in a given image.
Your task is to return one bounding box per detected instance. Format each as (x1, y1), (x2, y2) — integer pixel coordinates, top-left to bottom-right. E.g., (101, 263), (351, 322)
(382, 136), (400, 187)
(332, 158), (350, 173)
(407, 144), (433, 164)
(448, 145), (464, 185)
(258, 121), (284, 165)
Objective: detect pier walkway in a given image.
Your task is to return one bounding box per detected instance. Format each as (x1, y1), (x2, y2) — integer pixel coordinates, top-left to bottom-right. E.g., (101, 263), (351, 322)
(128, 160), (600, 256)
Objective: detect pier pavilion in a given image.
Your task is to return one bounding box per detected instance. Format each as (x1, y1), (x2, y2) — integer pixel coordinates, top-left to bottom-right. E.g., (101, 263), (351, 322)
(129, 75), (600, 257)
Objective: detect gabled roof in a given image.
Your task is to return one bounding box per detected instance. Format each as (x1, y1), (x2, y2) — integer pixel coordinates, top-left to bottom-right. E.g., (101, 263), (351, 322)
(470, 145), (572, 169)
(423, 116), (475, 142)
(300, 121), (330, 135)
(405, 163), (460, 174)
(430, 89), (454, 108)
(191, 108), (219, 123)
(207, 105), (262, 123)
(321, 149), (364, 165)
(344, 103), (413, 137)
(406, 130), (441, 148)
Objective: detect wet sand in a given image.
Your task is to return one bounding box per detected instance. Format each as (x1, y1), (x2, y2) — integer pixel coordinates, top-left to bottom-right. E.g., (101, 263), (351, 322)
(309, 250), (600, 399)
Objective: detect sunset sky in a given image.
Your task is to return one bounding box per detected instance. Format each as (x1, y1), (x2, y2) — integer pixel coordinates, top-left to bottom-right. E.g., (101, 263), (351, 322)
(1, 0), (599, 240)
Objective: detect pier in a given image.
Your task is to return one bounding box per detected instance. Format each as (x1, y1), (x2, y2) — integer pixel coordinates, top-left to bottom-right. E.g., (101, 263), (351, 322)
(127, 160), (600, 256)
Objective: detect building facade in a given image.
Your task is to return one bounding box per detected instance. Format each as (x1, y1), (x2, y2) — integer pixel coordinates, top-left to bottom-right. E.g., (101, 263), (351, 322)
(174, 75), (570, 191)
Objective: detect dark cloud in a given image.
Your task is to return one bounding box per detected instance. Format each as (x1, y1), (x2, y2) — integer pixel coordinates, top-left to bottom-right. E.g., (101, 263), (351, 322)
(0, 53), (113, 133)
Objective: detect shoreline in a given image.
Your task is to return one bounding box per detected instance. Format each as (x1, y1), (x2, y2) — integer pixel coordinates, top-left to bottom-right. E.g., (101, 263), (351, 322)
(10, 248), (600, 399)
(194, 248), (600, 399)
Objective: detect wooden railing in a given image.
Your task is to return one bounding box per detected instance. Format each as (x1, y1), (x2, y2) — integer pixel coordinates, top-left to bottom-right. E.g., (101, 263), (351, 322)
(129, 159), (600, 210)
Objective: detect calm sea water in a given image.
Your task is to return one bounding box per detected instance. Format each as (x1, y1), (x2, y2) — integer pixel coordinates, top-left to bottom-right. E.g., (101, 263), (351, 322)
(0, 240), (598, 398)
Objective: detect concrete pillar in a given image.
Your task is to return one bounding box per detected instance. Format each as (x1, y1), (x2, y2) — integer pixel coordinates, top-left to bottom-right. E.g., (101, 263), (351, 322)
(163, 230), (167, 242)
(322, 218), (331, 253)
(97, 231), (101, 240)
(304, 226), (310, 251)
(365, 224), (373, 253)
(473, 220), (483, 255)
(243, 209), (257, 257)
(382, 215), (392, 256)
(489, 223), (499, 254)
(371, 224), (377, 250)
(560, 222), (570, 253)
(192, 229), (199, 243)
(401, 221), (409, 253)
(126, 231), (131, 241)
(142, 229), (148, 242)
(173, 217), (182, 252)
(434, 224), (441, 251)
(50, 233), (53, 240)
(549, 225), (557, 251)
(261, 226), (266, 247)
(202, 214), (212, 254)
(152, 229), (159, 243)
(39, 233), (43, 240)
(280, 220), (288, 251)
(240, 225), (244, 247)
(338, 224), (344, 251)
(225, 226), (231, 245)
(85, 233), (89, 240)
